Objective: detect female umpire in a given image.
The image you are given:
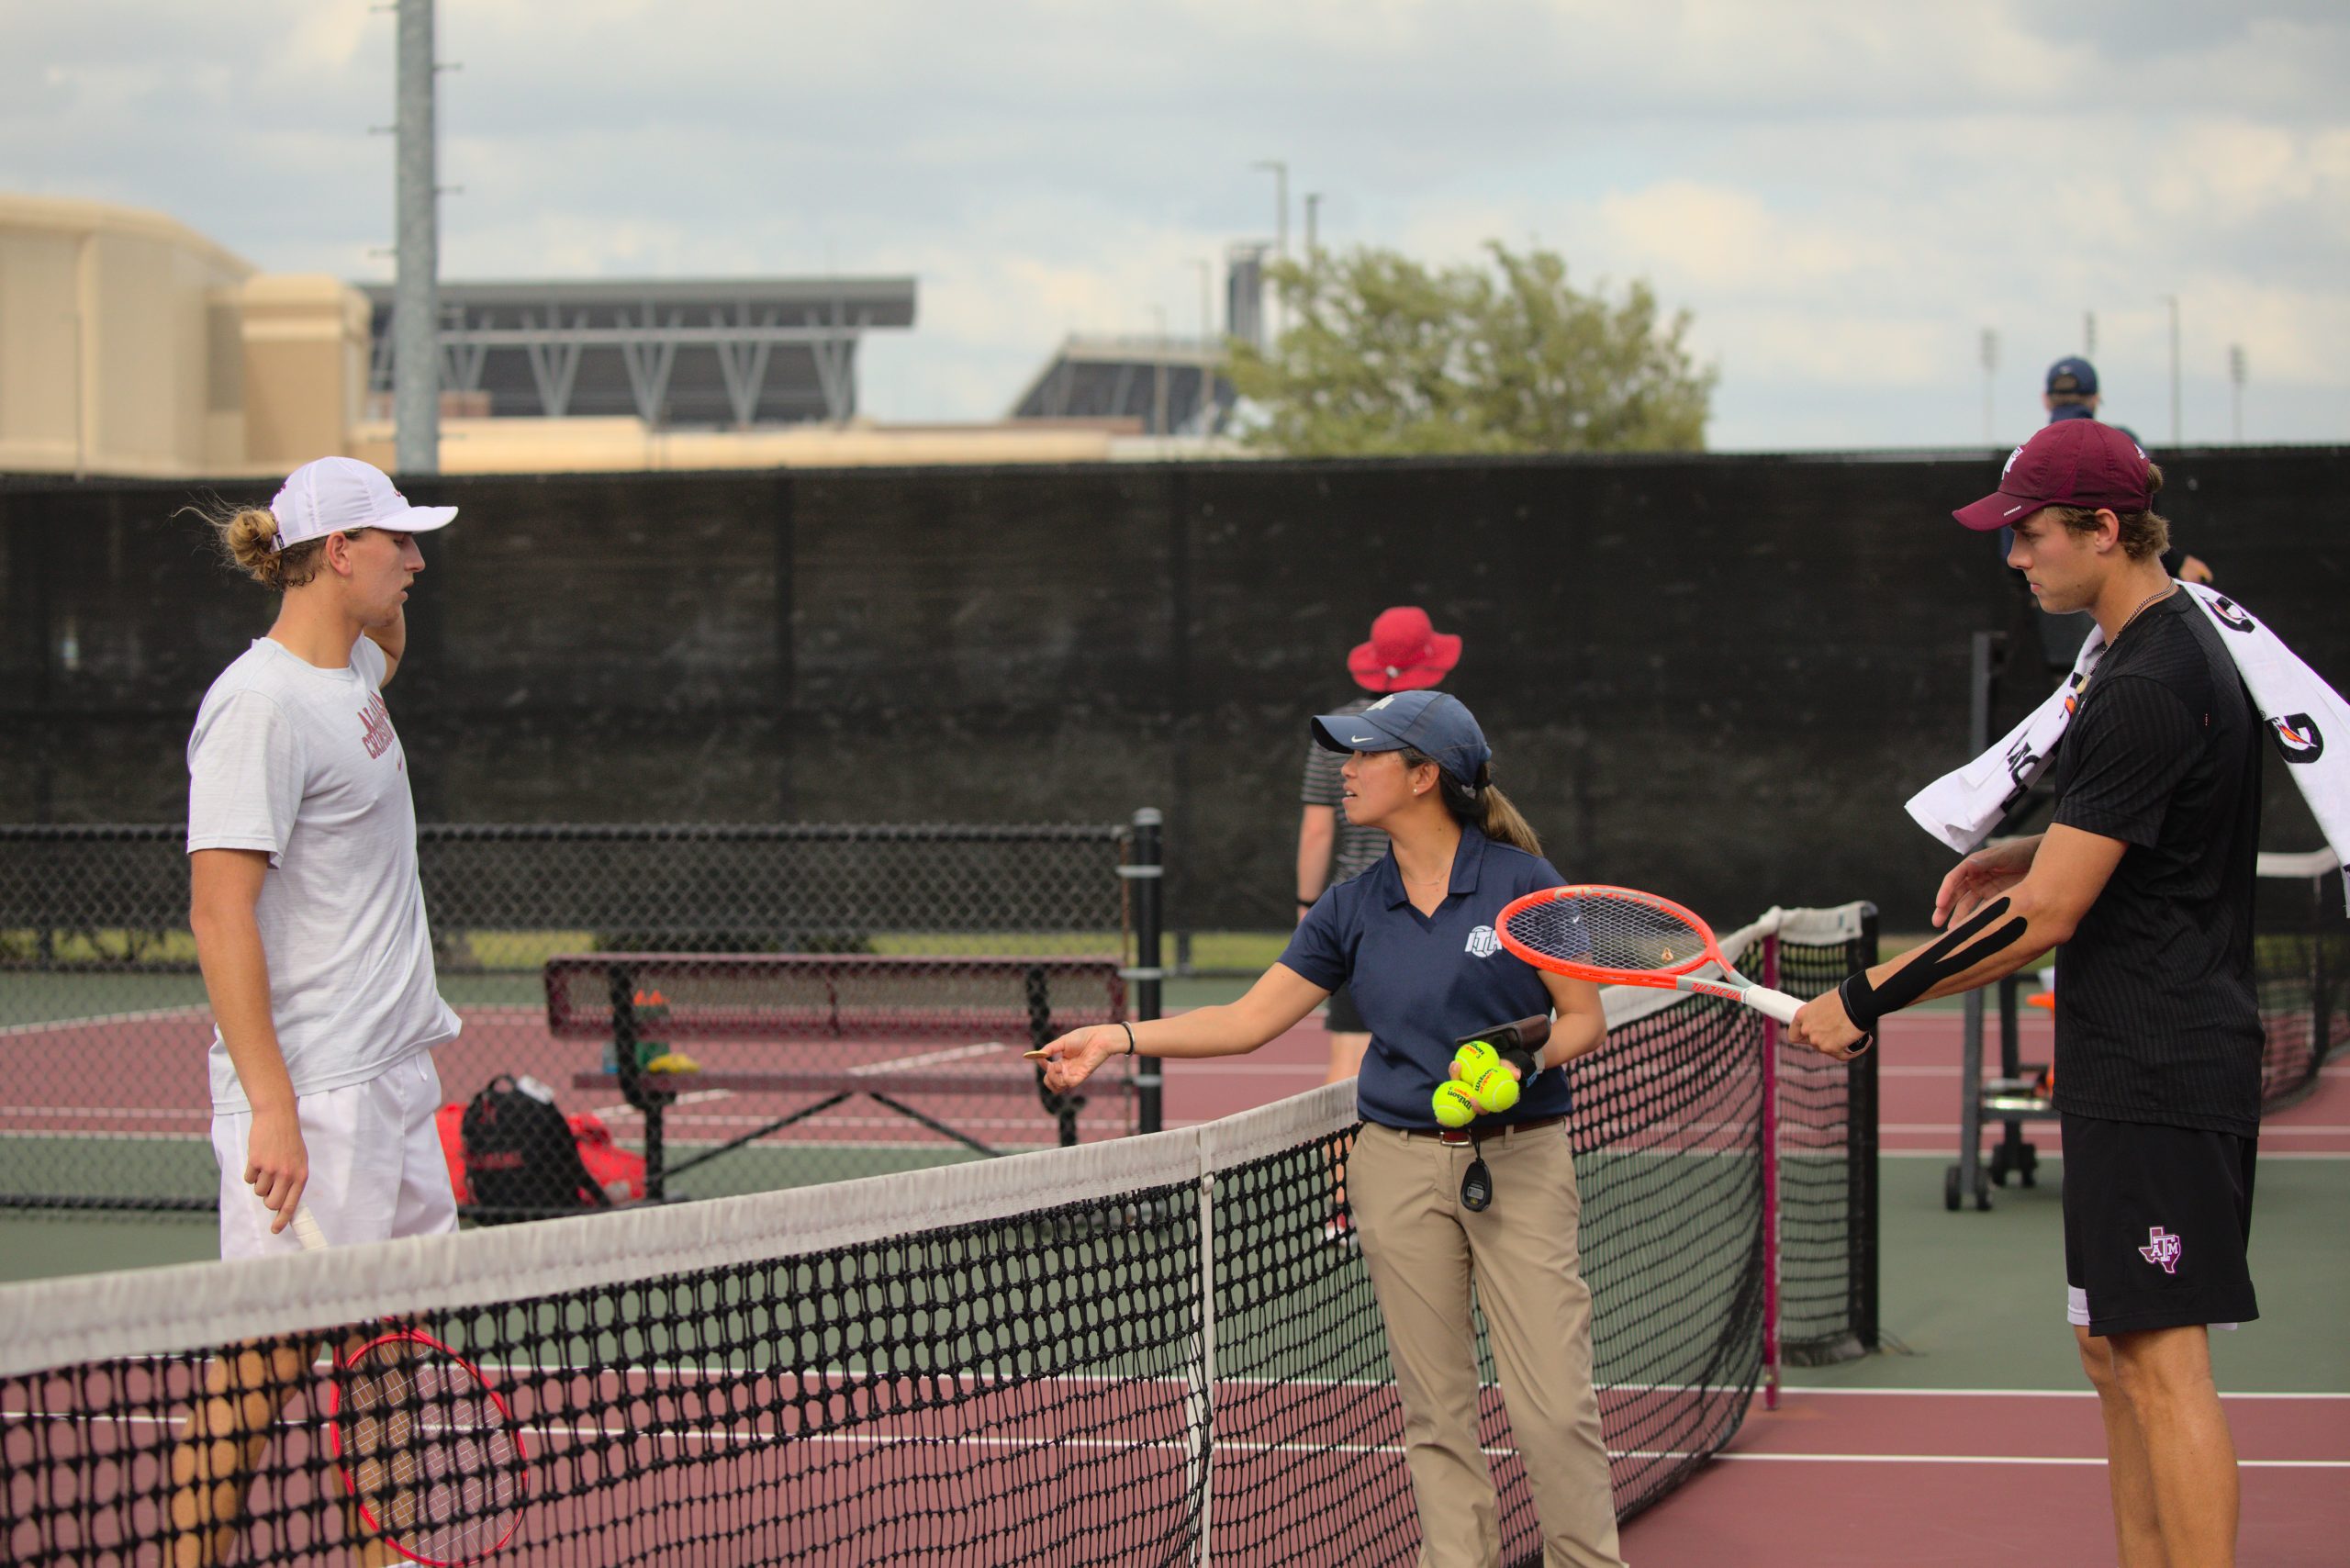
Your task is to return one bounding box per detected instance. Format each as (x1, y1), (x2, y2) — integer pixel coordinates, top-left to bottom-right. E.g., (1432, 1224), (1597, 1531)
(1037, 690), (1623, 1568)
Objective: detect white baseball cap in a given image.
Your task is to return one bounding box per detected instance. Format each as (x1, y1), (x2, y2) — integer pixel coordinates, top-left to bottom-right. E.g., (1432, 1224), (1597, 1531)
(268, 456), (457, 552)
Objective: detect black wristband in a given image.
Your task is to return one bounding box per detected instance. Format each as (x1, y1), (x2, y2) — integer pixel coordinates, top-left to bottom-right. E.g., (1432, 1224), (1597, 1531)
(1296, 895), (1316, 908)
(1496, 1043), (1539, 1081)
(1119, 1021), (1137, 1056)
(1837, 971), (1882, 1034)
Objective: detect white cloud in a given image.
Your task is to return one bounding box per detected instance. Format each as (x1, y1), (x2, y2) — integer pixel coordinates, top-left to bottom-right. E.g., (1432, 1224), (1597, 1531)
(2, 1), (2344, 443)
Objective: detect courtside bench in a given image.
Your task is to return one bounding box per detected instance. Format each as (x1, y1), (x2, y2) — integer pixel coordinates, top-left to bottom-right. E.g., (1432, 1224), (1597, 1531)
(545, 953), (1131, 1200)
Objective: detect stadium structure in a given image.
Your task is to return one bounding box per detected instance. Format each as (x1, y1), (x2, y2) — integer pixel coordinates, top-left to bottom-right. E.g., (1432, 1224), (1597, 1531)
(359, 277), (916, 428)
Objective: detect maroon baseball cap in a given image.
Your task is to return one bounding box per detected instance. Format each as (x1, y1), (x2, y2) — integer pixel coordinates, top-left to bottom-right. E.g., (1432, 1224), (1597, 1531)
(1953, 419), (2153, 532)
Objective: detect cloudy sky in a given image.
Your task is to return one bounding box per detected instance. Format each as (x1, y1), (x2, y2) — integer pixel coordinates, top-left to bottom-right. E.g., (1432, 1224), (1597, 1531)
(8, 2), (2345, 448)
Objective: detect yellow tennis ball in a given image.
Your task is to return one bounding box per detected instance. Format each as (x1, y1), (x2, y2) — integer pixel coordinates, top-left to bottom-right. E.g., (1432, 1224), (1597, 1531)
(1430, 1081), (1480, 1128)
(1467, 1063), (1520, 1114)
(1453, 1039), (1500, 1075)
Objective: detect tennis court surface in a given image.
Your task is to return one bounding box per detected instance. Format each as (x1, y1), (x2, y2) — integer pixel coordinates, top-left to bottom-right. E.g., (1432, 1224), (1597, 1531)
(2, 907), (1883, 1564)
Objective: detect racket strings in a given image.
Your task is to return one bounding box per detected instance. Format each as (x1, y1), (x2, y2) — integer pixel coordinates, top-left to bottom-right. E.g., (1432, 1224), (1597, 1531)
(1503, 894), (1710, 975)
(344, 1346), (525, 1557)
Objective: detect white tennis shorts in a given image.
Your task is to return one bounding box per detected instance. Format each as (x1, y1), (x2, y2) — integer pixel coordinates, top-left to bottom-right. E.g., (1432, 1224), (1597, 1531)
(212, 1050), (458, 1260)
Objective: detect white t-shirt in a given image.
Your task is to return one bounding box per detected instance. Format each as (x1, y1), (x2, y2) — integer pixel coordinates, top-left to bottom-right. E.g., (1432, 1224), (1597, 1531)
(186, 636), (460, 1112)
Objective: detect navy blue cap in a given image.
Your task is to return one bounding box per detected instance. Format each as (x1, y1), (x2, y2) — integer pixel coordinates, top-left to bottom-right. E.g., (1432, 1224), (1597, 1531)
(2045, 356), (2098, 397)
(1311, 689), (1491, 783)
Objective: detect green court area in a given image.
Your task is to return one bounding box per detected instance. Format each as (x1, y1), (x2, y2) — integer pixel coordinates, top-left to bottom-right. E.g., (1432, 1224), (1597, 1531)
(1789, 1154), (2350, 1394)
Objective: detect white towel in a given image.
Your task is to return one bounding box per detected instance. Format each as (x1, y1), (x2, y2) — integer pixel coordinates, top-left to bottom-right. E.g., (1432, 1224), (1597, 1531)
(1905, 584), (2350, 898)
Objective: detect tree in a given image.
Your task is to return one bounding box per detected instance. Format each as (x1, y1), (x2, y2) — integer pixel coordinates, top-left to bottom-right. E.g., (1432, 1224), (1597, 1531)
(1225, 241), (1716, 457)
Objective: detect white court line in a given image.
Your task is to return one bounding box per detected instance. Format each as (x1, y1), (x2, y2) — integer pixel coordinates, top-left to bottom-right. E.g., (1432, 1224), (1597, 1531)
(1784, 1386), (2348, 1400)
(1710, 1452), (2344, 1469)
(0, 1005), (211, 1039)
(11, 1406), (2337, 1472)
(1879, 1123), (2350, 1137)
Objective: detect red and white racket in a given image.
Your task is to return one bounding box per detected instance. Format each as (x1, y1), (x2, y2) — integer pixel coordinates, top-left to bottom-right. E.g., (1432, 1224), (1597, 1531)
(288, 1206), (531, 1564)
(1494, 884), (1802, 1025)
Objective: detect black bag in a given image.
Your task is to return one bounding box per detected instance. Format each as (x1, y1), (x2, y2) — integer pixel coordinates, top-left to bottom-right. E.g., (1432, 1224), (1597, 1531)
(461, 1074), (610, 1224)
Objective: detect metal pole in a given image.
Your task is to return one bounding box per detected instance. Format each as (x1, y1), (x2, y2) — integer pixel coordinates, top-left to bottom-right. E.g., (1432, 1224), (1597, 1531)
(394, 0), (442, 473)
(1149, 304), (1169, 439)
(1979, 328), (1999, 444)
(1190, 258), (1214, 435)
(1252, 160), (1287, 339)
(1304, 192), (1320, 260)
(2163, 295), (2181, 448)
(2229, 343), (2246, 442)
(1130, 808), (1165, 1137)
(2083, 310), (2096, 360)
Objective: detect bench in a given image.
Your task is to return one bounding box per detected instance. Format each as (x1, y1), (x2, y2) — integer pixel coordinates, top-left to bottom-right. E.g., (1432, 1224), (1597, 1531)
(543, 953), (1130, 1200)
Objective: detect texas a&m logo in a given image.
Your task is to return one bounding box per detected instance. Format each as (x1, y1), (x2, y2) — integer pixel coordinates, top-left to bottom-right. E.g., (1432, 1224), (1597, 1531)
(2269, 713), (2324, 766)
(357, 693), (397, 761)
(2138, 1226), (2183, 1274)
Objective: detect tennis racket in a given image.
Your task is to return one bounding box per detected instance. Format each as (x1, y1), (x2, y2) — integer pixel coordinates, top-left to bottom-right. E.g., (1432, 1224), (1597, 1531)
(286, 1205), (531, 1565)
(1494, 884), (1802, 1025)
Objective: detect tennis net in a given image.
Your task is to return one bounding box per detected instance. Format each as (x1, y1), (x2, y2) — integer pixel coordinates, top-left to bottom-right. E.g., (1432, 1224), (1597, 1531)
(0, 903), (1874, 1565)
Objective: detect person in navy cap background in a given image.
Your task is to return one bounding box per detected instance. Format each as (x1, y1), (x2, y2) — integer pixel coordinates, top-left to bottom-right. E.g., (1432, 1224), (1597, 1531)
(2007, 358), (2209, 676)
(1036, 690), (1627, 1567)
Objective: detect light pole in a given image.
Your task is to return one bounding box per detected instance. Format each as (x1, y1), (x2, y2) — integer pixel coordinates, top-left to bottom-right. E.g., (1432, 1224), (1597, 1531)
(1189, 259), (1214, 435)
(1252, 159), (1288, 337)
(1980, 328), (1999, 445)
(2083, 310), (2097, 359)
(2229, 343), (2247, 443)
(2162, 294), (2181, 447)
(1148, 304), (1169, 440)
(393, 0), (442, 474)
(1304, 192), (1321, 261)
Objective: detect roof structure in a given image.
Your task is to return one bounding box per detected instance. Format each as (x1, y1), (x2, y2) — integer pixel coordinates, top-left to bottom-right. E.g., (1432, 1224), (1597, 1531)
(1005, 335), (1234, 436)
(361, 277), (916, 427)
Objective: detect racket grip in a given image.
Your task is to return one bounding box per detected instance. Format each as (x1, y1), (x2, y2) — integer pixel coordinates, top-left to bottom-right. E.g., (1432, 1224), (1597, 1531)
(289, 1204), (329, 1251)
(1745, 987), (1803, 1025)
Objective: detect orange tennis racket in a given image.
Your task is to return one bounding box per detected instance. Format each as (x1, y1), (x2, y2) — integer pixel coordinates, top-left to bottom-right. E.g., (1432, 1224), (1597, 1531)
(288, 1207), (531, 1564)
(1494, 884), (1803, 1025)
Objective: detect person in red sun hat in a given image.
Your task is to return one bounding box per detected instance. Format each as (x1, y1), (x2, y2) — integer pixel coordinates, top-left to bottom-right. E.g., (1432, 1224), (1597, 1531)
(1298, 607), (1464, 1105)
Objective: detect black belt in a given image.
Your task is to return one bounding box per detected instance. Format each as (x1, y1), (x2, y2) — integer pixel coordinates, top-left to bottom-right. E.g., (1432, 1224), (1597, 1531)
(1400, 1114), (1566, 1146)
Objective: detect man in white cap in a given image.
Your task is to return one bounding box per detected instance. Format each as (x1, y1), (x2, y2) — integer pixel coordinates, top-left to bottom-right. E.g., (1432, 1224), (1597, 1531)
(185, 455), (464, 1259)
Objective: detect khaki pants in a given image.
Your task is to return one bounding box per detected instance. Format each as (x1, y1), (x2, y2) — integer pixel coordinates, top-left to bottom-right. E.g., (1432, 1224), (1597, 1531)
(1348, 1120), (1626, 1568)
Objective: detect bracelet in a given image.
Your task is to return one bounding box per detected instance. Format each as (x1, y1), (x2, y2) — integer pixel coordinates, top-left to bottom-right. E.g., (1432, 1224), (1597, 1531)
(1296, 895), (1316, 908)
(1837, 971), (1883, 1034)
(1119, 1021), (1137, 1057)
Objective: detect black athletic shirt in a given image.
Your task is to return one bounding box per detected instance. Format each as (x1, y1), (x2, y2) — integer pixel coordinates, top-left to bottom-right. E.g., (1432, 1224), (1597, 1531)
(2045, 594), (2264, 1135)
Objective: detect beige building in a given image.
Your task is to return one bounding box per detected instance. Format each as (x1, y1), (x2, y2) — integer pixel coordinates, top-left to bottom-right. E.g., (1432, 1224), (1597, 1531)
(2, 193), (1239, 477)
(0, 194), (370, 477)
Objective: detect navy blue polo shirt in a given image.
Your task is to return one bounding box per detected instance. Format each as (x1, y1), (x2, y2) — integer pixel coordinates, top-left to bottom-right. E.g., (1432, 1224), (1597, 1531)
(1278, 827), (1572, 1129)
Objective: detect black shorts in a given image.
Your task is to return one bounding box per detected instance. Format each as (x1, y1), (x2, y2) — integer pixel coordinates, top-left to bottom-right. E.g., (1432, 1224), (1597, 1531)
(1326, 980), (1367, 1035)
(2063, 1112), (2258, 1337)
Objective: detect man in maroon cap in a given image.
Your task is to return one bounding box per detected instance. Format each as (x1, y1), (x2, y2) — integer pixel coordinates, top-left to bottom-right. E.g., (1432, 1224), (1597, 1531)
(1794, 418), (2260, 1566)
(1297, 608), (1463, 1118)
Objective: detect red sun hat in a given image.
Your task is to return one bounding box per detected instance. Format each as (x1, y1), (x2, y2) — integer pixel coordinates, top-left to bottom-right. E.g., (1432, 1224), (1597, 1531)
(1347, 606), (1463, 693)
(1953, 419), (2153, 532)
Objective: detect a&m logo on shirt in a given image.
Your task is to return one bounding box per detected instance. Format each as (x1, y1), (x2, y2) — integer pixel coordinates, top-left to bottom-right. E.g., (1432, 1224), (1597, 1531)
(2138, 1226), (2183, 1275)
(357, 693), (397, 761)
(1463, 924), (1501, 959)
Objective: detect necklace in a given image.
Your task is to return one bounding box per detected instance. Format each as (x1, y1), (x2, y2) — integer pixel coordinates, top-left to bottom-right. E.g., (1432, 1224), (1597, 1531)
(2116, 582), (2176, 636)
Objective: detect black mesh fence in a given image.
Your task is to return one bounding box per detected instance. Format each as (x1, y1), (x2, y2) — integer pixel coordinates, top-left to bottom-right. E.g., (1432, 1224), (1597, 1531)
(0, 822), (1151, 1219)
(2254, 855), (2350, 1114)
(1769, 914), (1881, 1367)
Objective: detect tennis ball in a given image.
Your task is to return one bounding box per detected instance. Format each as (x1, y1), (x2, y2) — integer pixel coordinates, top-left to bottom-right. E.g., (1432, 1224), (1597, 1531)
(1467, 1063), (1520, 1114)
(1430, 1081), (1481, 1128)
(1453, 1039), (1500, 1075)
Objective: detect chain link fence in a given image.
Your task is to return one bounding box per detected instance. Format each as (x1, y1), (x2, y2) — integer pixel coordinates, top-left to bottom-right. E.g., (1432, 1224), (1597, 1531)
(0, 821), (1158, 1220)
